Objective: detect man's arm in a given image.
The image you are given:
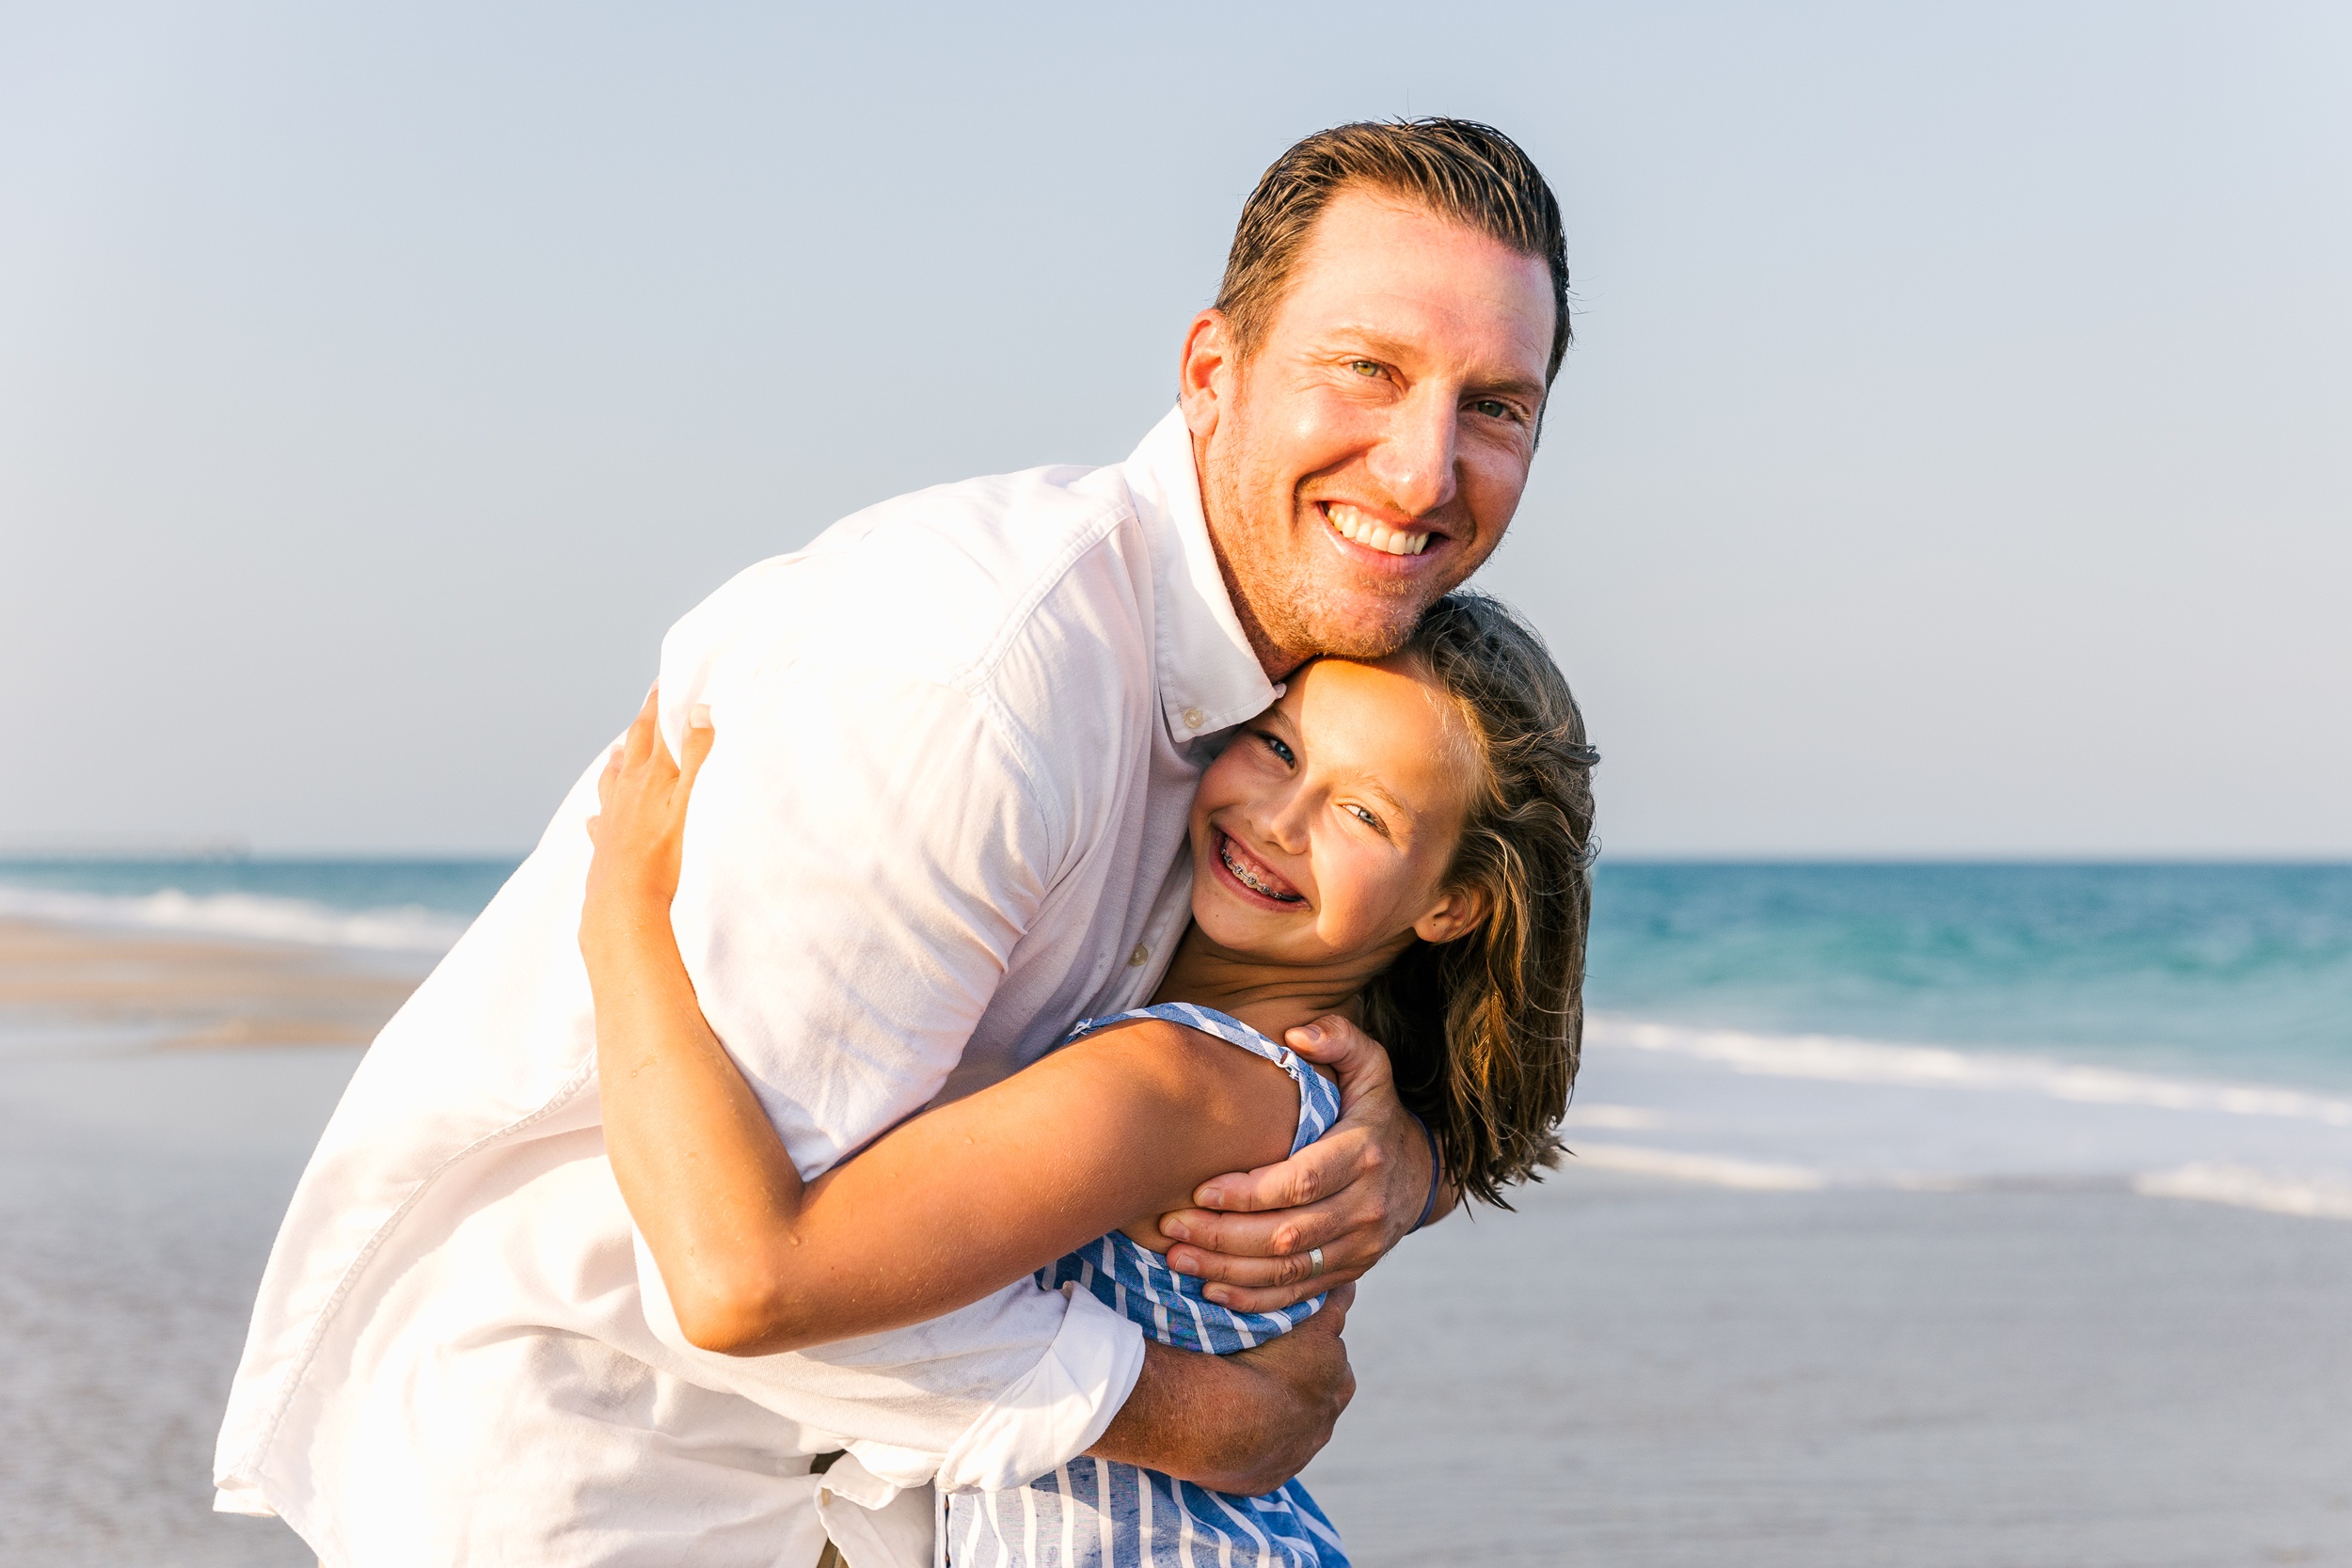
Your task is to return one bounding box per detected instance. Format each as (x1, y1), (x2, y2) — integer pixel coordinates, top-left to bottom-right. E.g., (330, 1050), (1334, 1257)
(1088, 1286), (1358, 1496)
(1156, 1016), (1453, 1314)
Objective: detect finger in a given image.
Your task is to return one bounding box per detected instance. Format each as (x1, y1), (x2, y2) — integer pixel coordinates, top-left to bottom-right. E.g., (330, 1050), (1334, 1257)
(646, 712), (681, 787)
(1157, 1192), (1353, 1262)
(1164, 1231), (1367, 1290)
(1190, 1131), (1364, 1214)
(1194, 1259), (1368, 1315)
(1317, 1280), (1357, 1333)
(1285, 1016), (1394, 1114)
(623, 684), (660, 768)
(675, 704), (717, 797)
(1280, 1013), (1381, 1073)
(596, 744), (624, 813)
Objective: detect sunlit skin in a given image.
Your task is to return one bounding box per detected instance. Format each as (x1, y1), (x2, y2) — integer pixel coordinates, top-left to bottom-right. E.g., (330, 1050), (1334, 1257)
(1180, 188), (1558, 675)
(1144, 657), (1488, 1052)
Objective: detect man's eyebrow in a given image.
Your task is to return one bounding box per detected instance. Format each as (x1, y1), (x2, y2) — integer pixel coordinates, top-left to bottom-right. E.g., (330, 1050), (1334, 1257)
(1321, 326), (1547, 401)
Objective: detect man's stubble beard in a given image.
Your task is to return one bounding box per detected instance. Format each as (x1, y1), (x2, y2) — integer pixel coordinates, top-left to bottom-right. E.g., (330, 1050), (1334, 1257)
(1200, 422), (1428, 676)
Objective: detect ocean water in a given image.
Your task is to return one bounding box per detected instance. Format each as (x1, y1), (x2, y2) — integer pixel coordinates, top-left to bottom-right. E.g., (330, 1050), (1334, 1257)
(4, 855), (2348, 1219)
(7, 856), (2343, 1080)
(1585, 862), (2352, 1092)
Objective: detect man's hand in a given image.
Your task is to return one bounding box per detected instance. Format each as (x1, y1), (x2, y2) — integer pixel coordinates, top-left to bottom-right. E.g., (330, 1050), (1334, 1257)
(1155, 1015), (1440, 1314)
(1087, 1284), (1356, 1495)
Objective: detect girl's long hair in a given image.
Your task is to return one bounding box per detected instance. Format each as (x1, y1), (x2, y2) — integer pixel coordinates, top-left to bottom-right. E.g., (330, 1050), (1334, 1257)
(1357, 592), (1599, 1208)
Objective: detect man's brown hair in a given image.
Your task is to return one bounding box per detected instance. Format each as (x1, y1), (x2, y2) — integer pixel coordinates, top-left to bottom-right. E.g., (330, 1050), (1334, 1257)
(1215, 118), (1573, 385)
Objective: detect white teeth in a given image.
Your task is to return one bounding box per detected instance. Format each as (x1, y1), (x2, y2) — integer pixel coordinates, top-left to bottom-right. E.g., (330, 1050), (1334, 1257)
(1327, 503), (1430, 558)
(1220, 836), (1301, 902)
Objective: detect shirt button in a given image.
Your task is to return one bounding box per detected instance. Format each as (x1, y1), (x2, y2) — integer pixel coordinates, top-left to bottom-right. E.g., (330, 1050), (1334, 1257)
(1182, 707), (1204, 730)
(1128, 944), (1150, 967)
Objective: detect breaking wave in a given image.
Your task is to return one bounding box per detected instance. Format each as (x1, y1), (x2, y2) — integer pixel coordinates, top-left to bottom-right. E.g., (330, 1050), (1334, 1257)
(0, 883), (468, 954)
(1587, 1015), (2352, 1129)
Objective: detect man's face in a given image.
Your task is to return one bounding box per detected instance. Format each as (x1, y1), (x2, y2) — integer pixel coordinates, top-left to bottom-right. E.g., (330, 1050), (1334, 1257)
(1184, 187), (1557, 672)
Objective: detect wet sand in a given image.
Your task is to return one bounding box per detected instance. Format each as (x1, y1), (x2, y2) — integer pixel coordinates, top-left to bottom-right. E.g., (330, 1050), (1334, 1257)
(1310, 1177), (2352, 1566)
(4, 918), (2348, 1565)
(0, 917), (421, 1054)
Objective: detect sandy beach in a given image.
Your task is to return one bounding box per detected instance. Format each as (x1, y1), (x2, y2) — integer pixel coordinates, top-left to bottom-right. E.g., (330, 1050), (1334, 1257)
(3, 914), (2348, 1566)
(0, 917), (422, 1055)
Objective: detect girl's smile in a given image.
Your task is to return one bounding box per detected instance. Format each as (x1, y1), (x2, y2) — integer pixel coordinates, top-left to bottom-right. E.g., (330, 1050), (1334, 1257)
(1213, 829), (1305, 905)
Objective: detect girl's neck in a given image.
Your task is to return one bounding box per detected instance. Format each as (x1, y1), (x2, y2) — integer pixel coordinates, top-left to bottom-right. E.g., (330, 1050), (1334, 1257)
(1147, 925), (1406, 1043)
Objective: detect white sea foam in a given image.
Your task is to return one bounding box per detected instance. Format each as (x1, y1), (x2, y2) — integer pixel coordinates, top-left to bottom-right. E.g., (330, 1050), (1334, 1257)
(0, 883), (469, 954)
(1560, 1103), (1665, 1131)
(2132, 1164), (2352, 1222)
(1565, 1141), (1829, 1191)
(1588, 1015), (2352, 1129)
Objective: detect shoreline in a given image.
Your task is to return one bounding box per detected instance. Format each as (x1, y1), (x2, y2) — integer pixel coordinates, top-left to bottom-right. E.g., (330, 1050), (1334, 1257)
(0, 916), (423, 1057)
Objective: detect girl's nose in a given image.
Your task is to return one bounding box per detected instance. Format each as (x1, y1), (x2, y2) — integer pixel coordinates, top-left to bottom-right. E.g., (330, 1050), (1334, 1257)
(1261, 794), (1314, 855)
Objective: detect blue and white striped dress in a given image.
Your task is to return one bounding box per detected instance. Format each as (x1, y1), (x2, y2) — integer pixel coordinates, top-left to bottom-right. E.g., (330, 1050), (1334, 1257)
(944, 1003), (1350, 1568)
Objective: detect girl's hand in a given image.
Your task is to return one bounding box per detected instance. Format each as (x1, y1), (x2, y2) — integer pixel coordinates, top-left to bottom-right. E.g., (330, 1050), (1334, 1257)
(581, 686), (715, 956)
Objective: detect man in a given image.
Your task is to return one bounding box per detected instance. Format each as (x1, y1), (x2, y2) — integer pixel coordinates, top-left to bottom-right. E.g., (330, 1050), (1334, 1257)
(216, 118), (1569, 1566)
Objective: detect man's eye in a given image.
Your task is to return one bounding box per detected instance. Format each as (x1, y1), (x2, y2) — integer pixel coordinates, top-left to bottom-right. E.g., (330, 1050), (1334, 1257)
(1472, 398), (1516, 420)
(1350, 360), (1382, 378)
(1258, 732), (1296, 766)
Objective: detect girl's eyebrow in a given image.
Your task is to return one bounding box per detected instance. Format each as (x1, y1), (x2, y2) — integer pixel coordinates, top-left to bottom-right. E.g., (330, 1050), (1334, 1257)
(1353, 776), (1413, 827)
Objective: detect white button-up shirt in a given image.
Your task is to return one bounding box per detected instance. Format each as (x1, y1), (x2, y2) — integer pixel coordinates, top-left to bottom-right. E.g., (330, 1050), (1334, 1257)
(213, 408), (1278, 1567)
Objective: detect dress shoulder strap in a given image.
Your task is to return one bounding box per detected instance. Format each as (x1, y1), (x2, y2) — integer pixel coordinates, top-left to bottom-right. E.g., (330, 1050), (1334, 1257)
(1062, 1003), (1342, 1154)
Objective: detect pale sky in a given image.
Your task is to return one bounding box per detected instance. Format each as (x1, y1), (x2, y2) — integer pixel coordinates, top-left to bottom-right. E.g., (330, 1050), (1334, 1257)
(4, 2), (2346, 856)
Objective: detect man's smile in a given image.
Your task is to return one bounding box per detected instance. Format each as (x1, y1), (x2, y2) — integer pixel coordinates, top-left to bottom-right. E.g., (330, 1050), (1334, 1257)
(1322, 501), (1430, 556)
(1312, 499), (1454, 575)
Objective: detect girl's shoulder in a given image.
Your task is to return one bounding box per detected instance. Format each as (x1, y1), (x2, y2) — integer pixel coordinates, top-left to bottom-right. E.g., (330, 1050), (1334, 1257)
(1064, 1004), (1341, 1152)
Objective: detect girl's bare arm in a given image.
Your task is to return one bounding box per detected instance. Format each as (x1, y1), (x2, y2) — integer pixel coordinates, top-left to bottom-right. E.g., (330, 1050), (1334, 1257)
(582, 690), (1297, 1357)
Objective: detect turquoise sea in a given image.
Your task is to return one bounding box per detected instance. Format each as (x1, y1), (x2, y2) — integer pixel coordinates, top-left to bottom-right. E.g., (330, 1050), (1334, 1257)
(4, 856), (2345, 1089)
(1584, 862), (2352, 1094)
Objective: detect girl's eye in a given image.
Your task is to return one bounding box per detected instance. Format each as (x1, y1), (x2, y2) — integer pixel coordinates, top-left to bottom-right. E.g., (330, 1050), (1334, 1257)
(1257, 732), (1296, 766)
(1345, 802), (1388, 836)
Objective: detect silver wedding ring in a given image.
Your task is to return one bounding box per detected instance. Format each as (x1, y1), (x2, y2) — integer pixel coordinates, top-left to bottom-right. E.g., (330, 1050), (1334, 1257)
(1305, 1246), (1326, 1278)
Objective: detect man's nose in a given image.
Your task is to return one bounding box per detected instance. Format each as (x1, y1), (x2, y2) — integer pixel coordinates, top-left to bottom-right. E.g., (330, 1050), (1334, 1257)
(1367, 388), (1460, 519)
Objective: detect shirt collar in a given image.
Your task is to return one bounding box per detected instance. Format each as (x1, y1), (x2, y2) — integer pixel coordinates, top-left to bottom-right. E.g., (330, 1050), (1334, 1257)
(1121, 405), (1279, 744)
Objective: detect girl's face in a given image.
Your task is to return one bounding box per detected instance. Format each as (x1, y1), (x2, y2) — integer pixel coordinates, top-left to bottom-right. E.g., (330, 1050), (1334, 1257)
(1187, 655), (1486, 970)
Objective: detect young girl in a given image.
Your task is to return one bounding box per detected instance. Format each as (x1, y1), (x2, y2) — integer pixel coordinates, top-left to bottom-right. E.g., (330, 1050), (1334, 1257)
(580, 591), (1597, 1566)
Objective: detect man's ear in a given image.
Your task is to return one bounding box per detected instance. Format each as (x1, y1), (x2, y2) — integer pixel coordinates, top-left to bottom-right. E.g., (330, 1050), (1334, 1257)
(1412, 882), (1491, 946)
(1178, 308), (1233, 440)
